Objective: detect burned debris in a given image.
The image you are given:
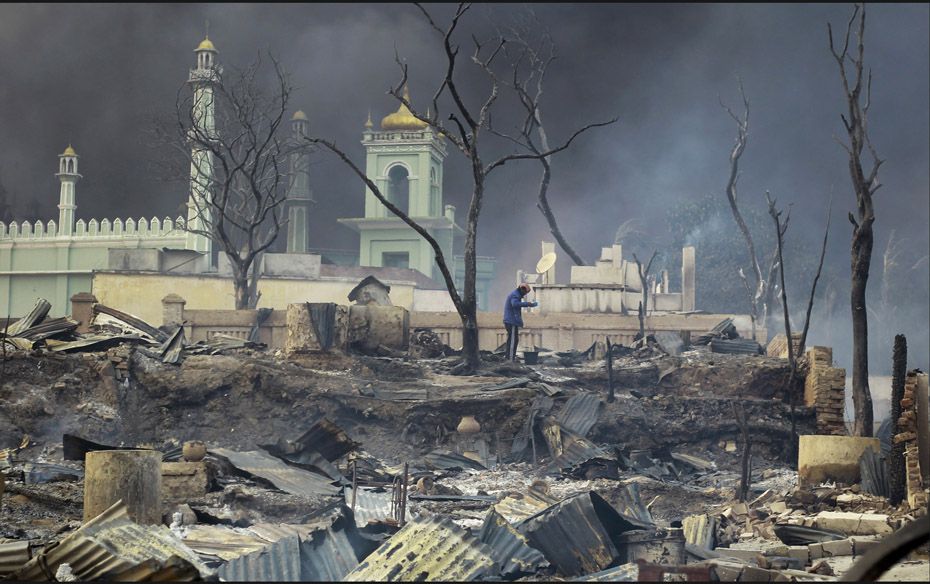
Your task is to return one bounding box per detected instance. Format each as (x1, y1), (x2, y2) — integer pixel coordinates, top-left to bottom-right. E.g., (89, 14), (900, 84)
(1, 296), (928, 582)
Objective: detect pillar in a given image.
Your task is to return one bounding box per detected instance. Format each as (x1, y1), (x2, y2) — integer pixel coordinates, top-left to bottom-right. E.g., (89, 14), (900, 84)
(681, 246), (695, 311)
(84, 450), (162, 524)
(70, 292), (97, 334)
(162, 293), (186, 328)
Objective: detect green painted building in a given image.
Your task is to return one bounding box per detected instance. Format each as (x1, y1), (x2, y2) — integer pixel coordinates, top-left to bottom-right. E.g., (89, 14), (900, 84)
(338, 88), (496, 310)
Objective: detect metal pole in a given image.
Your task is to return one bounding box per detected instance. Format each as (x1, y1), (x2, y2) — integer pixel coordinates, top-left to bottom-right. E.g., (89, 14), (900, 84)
(606, 337), (615, 403)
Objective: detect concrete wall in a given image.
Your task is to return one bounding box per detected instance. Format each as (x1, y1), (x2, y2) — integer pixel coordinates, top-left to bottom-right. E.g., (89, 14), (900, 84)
(409, 310), (761, 352)
(91, 271), (419, 326)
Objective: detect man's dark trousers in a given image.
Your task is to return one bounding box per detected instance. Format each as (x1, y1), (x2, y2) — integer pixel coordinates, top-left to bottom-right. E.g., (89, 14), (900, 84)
(506, 324), (520, 362)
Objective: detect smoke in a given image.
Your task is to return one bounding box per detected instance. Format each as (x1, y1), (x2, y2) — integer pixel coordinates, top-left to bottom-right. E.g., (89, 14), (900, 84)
(0, 4), (926, 372)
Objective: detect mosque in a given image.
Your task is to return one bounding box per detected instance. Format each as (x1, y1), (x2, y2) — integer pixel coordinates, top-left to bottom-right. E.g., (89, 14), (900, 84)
(0, 35), (496, 320)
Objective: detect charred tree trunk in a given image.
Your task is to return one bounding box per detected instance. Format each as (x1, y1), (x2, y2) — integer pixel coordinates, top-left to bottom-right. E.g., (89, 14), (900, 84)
(888, 334), (907, 505)
(230, 257), (250, 311)
(830, 3), (882, 437)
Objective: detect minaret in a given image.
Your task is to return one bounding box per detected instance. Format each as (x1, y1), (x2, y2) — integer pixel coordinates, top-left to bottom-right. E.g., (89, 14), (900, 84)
(285, 110), (314, 253)
(56, 144), (81, 236)
(185, 34), (221, 261)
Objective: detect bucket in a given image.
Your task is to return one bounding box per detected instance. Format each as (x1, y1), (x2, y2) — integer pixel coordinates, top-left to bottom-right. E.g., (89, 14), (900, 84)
(619, 528), (685, 565)
(524, 351), (539, 365)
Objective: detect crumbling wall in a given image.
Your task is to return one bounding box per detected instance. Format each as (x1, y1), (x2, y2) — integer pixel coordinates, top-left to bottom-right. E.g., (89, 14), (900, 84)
(898, 371), (928, 510)
(802, 347), (846, 435)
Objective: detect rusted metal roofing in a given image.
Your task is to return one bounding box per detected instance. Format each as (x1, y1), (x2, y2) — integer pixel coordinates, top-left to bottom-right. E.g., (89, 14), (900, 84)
(478, 509), (548, 577)
(14, 501), (208, 581)
(217, 533), (302, 582)
(345, 516), (497, 582)
(210, 448), (340, 497)
(248, 523), (316, 543)
(0, 540), (31, 577)
(345, 486), (395, 527)
(517, 491), (645, 577)
(556, 392), (602, 437)
(494, 486), (560, 525)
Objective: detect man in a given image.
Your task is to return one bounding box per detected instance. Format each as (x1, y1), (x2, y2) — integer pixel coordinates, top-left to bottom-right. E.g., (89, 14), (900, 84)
(503, 283), (538, 362)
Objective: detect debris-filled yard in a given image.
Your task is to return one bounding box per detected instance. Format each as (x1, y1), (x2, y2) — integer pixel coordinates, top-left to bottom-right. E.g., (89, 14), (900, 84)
(1, 300), (927, 582)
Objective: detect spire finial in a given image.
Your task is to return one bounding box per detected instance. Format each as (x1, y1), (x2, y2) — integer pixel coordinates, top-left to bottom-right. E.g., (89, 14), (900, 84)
(365, 109), (373, 129)
(205, 19), (210, 39)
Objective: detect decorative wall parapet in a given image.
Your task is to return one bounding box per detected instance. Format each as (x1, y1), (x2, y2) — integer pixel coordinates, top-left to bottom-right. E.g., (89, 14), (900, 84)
(0, 216), (186, 241)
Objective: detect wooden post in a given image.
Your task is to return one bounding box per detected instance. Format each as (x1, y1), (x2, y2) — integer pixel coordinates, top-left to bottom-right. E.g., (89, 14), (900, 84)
(606, 337), (615, 403)
(84, 450), (162, 524)
(400, 462), (409, 527)
(351, 459), (358, 513)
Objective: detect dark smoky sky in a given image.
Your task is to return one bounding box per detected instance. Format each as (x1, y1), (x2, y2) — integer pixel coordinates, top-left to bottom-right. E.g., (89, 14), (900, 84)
(1, 3), (928, 369)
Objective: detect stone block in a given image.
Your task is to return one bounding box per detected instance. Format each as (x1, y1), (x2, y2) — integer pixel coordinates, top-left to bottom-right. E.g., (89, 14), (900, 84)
(769, 501), (788, 514)
(813, 511), (893, 536)
(708, 560), (745, 582)
(740, 566), (775, 582)
(808, 543), (824, 560)
(798, 435), (881, 487)
(715, 548), (764, 563)
(161, 461), (209, 503)
(787, 546), (809, 564)
(820, 538), (854, 557)
(850, 535), (881, 556)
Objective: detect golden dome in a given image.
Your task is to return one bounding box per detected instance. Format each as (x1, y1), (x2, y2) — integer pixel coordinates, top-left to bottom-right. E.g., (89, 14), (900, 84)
(292, 110), (308, 121)
(196, 36), (217, 52)
(62, 144), (77, 156)
(381, 86), (428, 131)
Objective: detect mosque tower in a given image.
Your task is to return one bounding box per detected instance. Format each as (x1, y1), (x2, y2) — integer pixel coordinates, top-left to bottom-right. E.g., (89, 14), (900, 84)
(56, 144), (81, 236)
(285, 110), (314, 253)
(185, 34), (221, 263)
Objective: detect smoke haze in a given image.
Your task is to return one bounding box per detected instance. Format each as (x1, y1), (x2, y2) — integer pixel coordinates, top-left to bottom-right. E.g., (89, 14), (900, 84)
(0, 3), (927, 373)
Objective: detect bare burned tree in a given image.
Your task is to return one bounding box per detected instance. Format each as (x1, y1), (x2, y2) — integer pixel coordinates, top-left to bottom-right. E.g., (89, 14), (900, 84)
(153, 53), (294, 310)
(829, 3), (882, 436)
(308, 3), (613, 371)
(720, 79), (780, 340)
(767, 191), (831, 462)
(493, 12), (617, 266)
(632, 251), (657, 340)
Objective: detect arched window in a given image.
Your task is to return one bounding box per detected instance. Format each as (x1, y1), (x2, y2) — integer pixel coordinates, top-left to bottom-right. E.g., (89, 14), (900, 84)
(67, 159), (74, 173)
(387, 165), (410, 214)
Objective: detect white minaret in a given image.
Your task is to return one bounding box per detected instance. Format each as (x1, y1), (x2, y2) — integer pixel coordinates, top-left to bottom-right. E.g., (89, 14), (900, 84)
(56, 144), (81, 236)
(285, 110), (314, 253)
(185, 34), (221, 262)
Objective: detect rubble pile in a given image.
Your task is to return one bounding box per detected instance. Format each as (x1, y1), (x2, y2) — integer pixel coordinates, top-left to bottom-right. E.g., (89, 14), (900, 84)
(1, 306), (928, 581)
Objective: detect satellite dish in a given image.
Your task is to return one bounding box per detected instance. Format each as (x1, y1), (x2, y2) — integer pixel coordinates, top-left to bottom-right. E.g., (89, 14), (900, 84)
(536, 252), (557, 275)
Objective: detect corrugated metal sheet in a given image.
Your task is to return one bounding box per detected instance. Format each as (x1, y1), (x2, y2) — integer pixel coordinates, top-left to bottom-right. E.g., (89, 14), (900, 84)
(248, 523), (316, 543)
(494, 487), (560, 525)
(547, 434), (613, 474)
(217, 534), (302, 582)
(345, 517), (496, 582)
(682, 514), (715, 549)
(14, 501), (208, 581)
(556, 393), (602, 437)
(480, 377), (532, 392)
(299, 509), (377, 581)
(292, 418), (359, 462)
(0, 541), (31, 577)
(517, 492), (645, 577)
(571, 562), (639, 581)
(478, 509), (548, 577)
(5, 298), (51, 336)
(345, 487), (395, 527)
(709, 338), (763, 354)
(210, 448), (340, 497)
(181, 525), (270, 561)
(612, 482), (654, 526)
(422, 449), (486, 471)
